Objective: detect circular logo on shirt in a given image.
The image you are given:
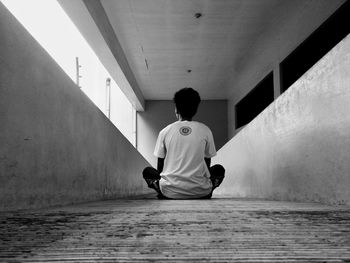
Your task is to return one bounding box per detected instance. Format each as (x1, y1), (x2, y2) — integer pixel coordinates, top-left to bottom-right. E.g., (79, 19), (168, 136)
(179, 126), (192, 136)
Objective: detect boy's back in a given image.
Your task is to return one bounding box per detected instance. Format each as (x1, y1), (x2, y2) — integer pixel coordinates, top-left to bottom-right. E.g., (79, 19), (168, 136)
(142, 87), (225, 199)
(154, 120), (216, 199)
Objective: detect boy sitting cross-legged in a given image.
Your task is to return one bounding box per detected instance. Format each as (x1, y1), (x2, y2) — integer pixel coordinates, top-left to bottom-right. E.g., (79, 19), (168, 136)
(143, 88), (225, 199)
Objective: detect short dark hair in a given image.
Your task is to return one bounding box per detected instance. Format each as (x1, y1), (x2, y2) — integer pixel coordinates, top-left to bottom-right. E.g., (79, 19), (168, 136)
(173, 88), (201, 119)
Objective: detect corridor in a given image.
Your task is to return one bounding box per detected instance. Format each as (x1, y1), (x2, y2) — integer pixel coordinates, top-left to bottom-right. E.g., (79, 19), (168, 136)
(1, 196), (350, 262)
(2, 1), (350, 262)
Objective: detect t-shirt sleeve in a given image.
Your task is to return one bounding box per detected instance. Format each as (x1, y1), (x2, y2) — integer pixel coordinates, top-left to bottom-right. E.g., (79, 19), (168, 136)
(205, 129), (217, 158)
(154, 130), (166, 158)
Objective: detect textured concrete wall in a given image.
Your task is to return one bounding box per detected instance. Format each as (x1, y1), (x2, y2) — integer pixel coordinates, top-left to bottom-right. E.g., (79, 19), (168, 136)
(213, 34), (350, 205)
(0, 4), (151, 211)
(227, 0), (345, 138)
(137, 100), (228, 167)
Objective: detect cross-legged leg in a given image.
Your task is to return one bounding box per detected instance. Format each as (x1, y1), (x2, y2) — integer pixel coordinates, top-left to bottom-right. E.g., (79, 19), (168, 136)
(200, 164), (225, 199)
(142, 167), (161, 191)
(209, 164), (225, 190)
(142, 167), (169, 199)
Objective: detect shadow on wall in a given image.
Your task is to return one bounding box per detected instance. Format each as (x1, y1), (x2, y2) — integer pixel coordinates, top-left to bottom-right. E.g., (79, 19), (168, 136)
(213, 34), (350, 205)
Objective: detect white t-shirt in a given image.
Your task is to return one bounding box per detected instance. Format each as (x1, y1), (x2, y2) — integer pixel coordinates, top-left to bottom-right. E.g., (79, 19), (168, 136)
(154, 121), (217, 199)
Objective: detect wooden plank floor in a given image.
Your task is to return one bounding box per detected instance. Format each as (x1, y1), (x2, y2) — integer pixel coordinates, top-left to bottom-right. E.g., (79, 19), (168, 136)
(0, 196), (350, 262)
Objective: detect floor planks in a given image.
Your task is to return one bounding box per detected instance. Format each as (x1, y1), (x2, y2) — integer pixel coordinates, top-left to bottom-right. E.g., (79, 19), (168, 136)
(0, 196), (350, 262)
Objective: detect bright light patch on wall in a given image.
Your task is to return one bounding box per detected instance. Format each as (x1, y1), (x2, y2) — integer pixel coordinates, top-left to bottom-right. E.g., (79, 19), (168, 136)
(1, 0), (136, 146)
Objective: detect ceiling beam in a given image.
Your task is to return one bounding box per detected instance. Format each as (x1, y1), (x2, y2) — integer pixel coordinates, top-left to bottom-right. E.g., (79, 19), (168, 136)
(58, 0), (145, 111)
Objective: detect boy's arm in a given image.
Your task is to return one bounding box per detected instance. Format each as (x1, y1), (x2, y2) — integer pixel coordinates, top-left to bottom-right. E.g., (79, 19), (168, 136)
(205, 158), (211, 169)
(157, 158), (165, 173)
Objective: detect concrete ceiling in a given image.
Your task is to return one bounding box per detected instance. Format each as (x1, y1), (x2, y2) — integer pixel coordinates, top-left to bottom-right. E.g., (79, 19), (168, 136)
(59, 0), (343, 107)
(98, 0), (311, 100)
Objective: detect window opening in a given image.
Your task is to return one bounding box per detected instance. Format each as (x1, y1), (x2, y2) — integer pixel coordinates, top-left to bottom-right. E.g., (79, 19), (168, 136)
(280, 1), (350, 92)
(1, 0), (136, 146)
(235, 72), (274, 129)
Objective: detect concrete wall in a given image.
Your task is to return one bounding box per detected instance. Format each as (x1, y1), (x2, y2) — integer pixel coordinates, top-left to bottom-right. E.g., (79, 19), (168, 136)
(137, 100), (227, 167)
(213, 34), (350, 205)
(0, 4), (151, 211)
(227, 0), (346, 138)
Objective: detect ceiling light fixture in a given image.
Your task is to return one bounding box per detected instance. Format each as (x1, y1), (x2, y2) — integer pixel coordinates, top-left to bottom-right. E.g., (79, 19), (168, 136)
(194, 13), (202, 19)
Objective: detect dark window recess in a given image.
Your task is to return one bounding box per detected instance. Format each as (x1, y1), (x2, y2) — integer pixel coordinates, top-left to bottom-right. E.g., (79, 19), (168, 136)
(235, 72), (274, 129)
(280, 1), (350, 92)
